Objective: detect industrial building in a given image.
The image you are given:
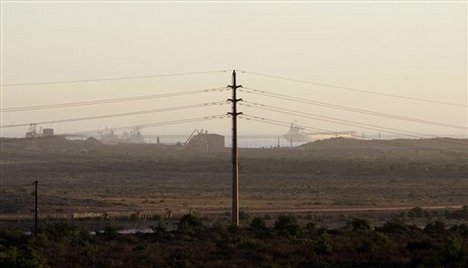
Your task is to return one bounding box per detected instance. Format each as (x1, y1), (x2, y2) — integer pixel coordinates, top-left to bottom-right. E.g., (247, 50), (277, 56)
(185, 130), (224, 152)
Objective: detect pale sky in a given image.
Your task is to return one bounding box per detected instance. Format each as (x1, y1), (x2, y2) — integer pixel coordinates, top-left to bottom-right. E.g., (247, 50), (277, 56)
(1, 2), (467, 139)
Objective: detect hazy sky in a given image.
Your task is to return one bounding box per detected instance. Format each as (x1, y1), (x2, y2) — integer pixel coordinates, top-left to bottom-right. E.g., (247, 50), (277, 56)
(1, 2), (467, 139)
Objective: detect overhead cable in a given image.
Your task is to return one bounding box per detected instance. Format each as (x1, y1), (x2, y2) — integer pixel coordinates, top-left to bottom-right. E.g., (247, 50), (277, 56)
(240, 70), (467, 108)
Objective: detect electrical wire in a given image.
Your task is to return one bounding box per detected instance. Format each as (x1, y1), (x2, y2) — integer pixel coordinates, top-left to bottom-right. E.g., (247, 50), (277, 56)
(1, 87), (227, 113)
(240, 87), (467, 130)
(239, 114), (467, 152)
(239, 101), (468, 146)
(0, 101), (227, 128)
(240, 70), (467, 108)
(240, 101), (431, 138)
(1, 70), (229, 87)
(60, 114), (228, 136)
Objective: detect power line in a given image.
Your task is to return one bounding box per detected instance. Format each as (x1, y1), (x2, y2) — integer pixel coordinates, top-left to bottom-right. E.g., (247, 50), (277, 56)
(0, 101), (227, 128)
(1, 70), (228, 87)
(240, 101), (425, 138)
(239, 102), (468, 146)
(239, 114), (334, 134)
(239, 114), (466, 152)
(240, 87), (467, 130)
(1, 87), (227, 113)
(240, 70), (467, 108)
(59, 114), (228, 136)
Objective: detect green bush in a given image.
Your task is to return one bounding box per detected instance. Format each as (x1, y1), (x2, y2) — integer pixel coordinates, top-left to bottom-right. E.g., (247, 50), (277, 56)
(425, 220), (445, 233)
(250, 217), (266, 230)
(440, 235), (465, 264)
(408, 207), (431, 218)
(178, 214), (204, 231)
(239, 210), (251, 222)
(274, 215), (302, 237)
(378, 218), (408, 233)
(305, 222), (316, 233)
(286, 223), (303, 237)
(0, 228), (29, 247)
(347, 218), (371, 231)
(447, 206), (468, 220)
(43, 222), (80, 242)
(103, 225), (120, 239)
(1, 246), (48, 268)
(151, 221), (167, 233)
(237, 239), (258, 250)
(227, 224), (239, 234)
(274, 215), (297, 230)
(314, 231), (332, 254)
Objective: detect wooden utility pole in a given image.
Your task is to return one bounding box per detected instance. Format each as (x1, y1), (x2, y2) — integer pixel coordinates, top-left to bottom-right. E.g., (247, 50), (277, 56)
(33, 180), (38, 239)
(228, 70), (242, 226)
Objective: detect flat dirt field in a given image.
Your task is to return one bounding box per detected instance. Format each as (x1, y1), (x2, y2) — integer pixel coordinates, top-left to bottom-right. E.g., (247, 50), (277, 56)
(1, 136), (467, 226)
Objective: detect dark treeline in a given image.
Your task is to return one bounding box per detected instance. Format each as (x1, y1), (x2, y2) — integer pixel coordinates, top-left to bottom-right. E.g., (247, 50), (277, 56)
(1, 212), (468, 268)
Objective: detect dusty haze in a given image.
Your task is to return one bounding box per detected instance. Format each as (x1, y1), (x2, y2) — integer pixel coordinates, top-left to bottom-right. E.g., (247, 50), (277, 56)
(1, 2), (467, 138)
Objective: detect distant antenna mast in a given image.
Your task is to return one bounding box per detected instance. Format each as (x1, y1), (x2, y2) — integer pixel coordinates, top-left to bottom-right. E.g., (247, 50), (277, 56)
(228, 70), (242, 226)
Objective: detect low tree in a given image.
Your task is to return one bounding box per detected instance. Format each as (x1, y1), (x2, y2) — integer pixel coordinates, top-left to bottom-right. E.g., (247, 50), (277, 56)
(274, 215), (302, 237)
(347, 218), (371, 231)
(377, 218), (408, 233)
(250, 217), (266, 230)
(425, 220), (445, 233)
(274, 215), (297, 230)
(314, 231), (332, 254)
(177, 214), (203, 231)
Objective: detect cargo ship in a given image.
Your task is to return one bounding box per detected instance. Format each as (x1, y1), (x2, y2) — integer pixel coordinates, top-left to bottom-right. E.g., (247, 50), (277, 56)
(283, 123), (355, 143)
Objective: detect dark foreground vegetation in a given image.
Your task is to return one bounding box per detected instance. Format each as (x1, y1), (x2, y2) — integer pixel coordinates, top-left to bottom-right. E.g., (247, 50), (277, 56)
(1, 214), (467, 268)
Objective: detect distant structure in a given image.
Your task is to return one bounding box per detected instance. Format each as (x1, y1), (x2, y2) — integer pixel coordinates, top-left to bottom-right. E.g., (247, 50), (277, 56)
(43, 128), (54, 137)
(99, 128), (118, 144)
(185, 129), (224, 152)
(283, 123), (355, 144)
(96, 127), (145, 144)
(123, 127), (144, 144)
(25, 124), (54, 138)
(25, 123), (40, 138)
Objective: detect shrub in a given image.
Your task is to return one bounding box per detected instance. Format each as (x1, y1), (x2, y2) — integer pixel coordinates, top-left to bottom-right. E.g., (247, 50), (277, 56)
(347, 218), (371, 231)
(237, 239), (258, 250)
(406, 240), (433, 252)
(0, 228), (29, 247)
(250, 217), (266, 230)
(378, 218), (408, 233)
(151, 221), (167, 234)
(274, 215), (297, 230)
(1, 246), (48, 268)
(103, 226), (120, 239)
(425, 220), (445, 233)
(314, 231), (332, 254)
(449, 224), (468, 236)
(239, 210), (251, 222)
(408, 207), (431, 218)
(274, 215), (302, 237)
(305, 222), (316, 233)
(177, 214), (204, 231)
(447, 206), (468, 220)
(227, 224), (238, 234)
(43, 222), (80, 241)
(440, 235), (465, 264)
(286, 223), (303, 237)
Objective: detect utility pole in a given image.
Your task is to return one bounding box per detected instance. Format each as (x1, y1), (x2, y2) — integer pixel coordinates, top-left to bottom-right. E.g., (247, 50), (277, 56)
(228, 70), (242, 226)
(33, 180), (38, 239)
